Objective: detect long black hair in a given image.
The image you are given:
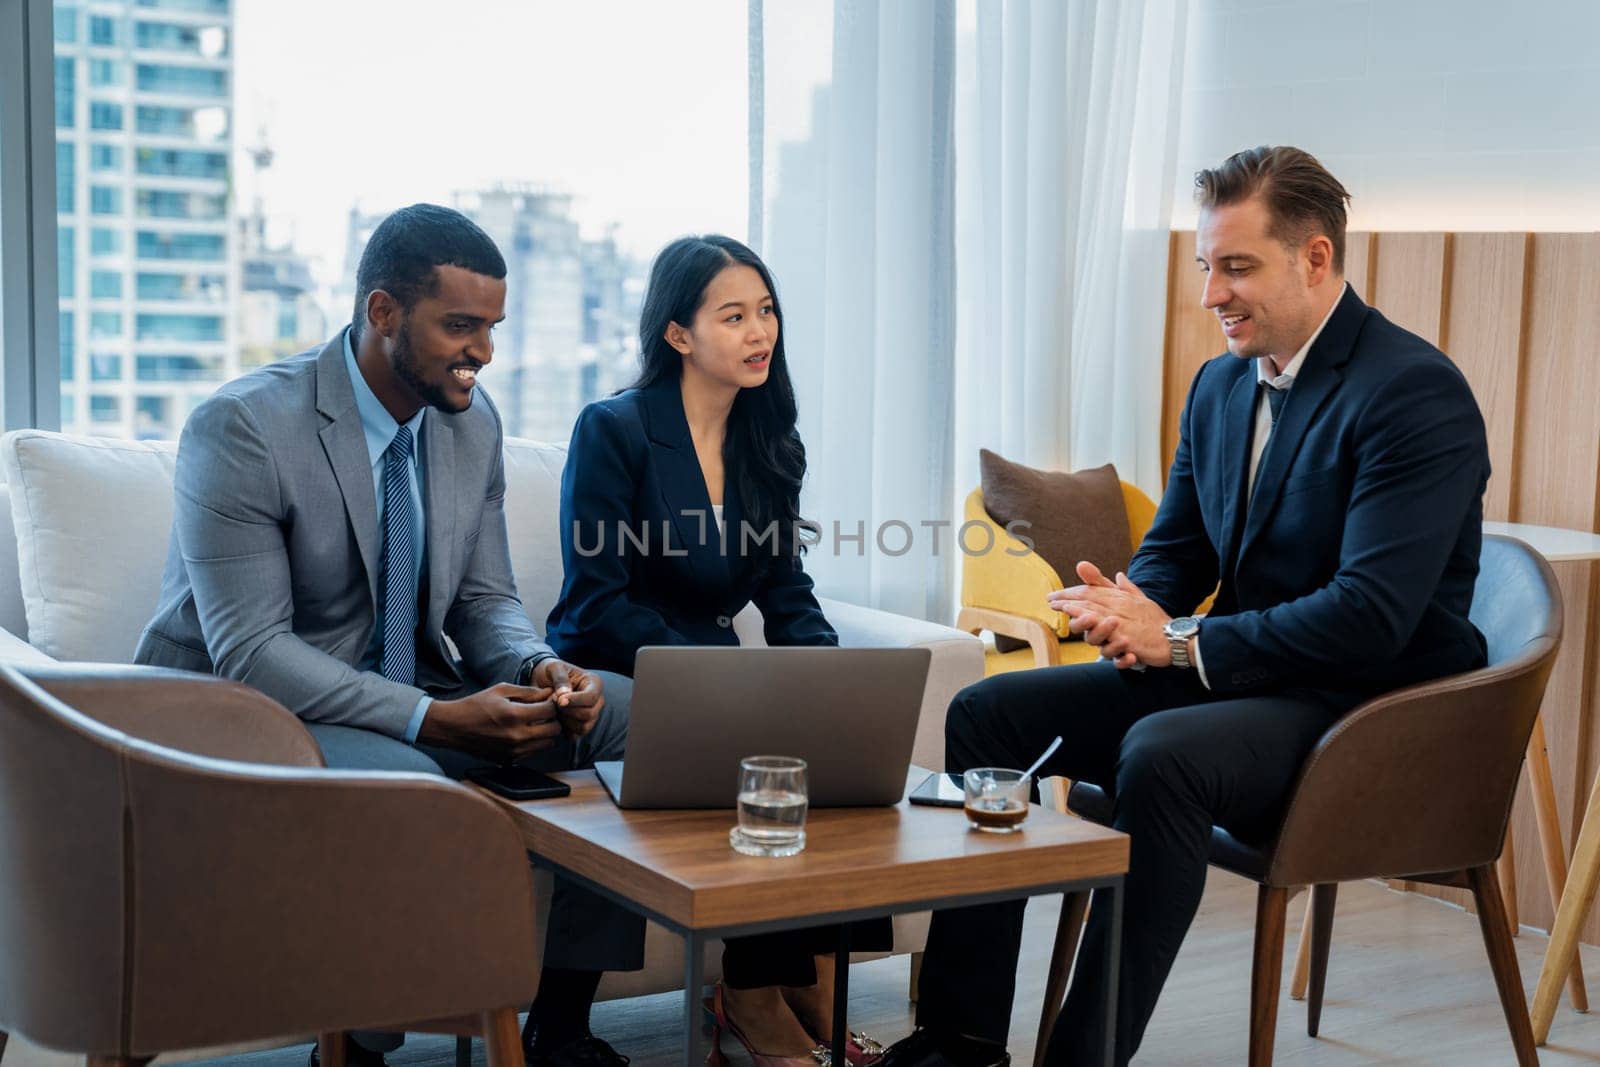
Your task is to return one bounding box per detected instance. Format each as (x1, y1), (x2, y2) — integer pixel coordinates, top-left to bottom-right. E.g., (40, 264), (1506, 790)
(632, 235), (808, 563)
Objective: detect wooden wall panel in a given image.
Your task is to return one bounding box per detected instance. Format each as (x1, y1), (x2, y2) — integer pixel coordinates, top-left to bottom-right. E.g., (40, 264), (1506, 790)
(1161, 230), (1219, 475)
(1441, 233), (1531, 522)
(1344, 231), (1375, 303)
(1161, 230), (1600, 945)
(1370, 232), (1449, 346)
(1514, 235), (1600, 530)
(1518, 235), (1600, 944)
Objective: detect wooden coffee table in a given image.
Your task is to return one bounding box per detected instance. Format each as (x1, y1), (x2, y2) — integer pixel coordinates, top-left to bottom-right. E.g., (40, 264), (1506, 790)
(476, 768), (1130, 1066)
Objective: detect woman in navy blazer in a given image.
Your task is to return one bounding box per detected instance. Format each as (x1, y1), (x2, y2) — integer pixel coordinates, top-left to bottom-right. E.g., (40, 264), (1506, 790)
(547, 236), (886, 1065)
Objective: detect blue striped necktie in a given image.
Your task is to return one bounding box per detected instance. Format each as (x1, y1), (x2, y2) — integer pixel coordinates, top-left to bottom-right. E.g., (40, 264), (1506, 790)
(378, 424), (417, 685)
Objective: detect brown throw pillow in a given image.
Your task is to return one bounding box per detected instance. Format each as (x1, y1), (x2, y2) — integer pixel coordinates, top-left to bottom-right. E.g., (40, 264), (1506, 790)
(979, 448), (1133, 595)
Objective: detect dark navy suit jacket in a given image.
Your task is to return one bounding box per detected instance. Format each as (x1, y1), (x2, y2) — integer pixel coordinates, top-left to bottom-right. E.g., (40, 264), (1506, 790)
(546, 378), (837, 676)
(1131, 286), (1490, 700)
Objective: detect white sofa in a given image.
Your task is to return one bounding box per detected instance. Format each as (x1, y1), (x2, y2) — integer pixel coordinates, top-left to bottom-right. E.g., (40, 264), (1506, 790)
(0, 428), (983, 1012)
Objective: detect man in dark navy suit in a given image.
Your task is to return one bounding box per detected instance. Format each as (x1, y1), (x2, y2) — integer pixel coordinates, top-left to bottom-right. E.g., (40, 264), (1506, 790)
(881, 147), (1491, 1067)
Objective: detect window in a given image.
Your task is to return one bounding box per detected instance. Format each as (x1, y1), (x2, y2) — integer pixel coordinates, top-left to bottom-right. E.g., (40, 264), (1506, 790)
(58, 227), (76, 299)
(55, 57), (75, 126)
(40, 0), (745, 445)
(135, 64), (228, 98)
(90, 185), (123, 215)
(136, 312), (223, 341)
(135, 147), (227, 180)
(134, 395), (172, 438)
(89, 58), (124, 86)
(137, 271), (226, 302)
(136, 231), (225, 261)
(88, 15), (120, 46)
(89, 101), (123, 130)
(90, 311), (123, 338)
(136, 0), (229, 12)
(90, 228), (123, 255)
(137, 104), (191, 136)
(56, 141), (76, 212)
(137, 188), (227, 219)
(91, 270), (124, 298)
(136, 21), (229, 57)
(137, 353), (223, 381)
(60, 313), (76, 378)
(55, 5), (79, 42)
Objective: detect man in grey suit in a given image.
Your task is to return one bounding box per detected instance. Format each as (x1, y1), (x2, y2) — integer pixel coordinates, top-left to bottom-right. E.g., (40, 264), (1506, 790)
(136, 204), (641, 1067)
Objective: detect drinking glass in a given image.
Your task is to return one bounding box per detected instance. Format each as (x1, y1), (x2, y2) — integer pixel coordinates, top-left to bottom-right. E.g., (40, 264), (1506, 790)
(730, 755), (808, 857)
(963, 767), (1030, 833)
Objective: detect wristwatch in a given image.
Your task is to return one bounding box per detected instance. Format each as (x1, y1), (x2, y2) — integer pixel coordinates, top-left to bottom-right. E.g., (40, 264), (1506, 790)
(517, 655), (553, 687)
(1163, 616), (1201, 669)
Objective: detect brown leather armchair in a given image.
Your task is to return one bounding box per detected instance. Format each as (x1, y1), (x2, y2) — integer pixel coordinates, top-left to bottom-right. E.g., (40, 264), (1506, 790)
(1040, 534), (1562, 1066)
(0, 664), (540, 1067)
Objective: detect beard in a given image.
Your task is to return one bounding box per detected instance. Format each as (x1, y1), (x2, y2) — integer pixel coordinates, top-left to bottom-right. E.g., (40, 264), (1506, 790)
(391, 318), (472, 414)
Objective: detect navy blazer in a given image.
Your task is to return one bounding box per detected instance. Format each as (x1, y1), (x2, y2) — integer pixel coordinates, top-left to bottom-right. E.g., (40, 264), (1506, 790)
(546, 378), (837, 676)
(1132, 286), (1490, 700)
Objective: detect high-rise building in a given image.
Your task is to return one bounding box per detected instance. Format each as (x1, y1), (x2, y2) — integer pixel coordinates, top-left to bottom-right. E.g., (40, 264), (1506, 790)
(454, 186), (636, 442)
(53, 0), (236, 440)
(237, 135), (328, 369)
(335, 189), (640, 444)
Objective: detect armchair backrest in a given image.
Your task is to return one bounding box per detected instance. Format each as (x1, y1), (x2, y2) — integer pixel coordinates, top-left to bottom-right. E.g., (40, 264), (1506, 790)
(1266, 535), (1562, 887)
(0, 665), (541, 1057)
(0, 666), (148, 1054)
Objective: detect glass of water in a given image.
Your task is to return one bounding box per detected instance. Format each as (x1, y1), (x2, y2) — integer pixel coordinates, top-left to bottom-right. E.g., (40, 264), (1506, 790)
(729, 755), (808, 857)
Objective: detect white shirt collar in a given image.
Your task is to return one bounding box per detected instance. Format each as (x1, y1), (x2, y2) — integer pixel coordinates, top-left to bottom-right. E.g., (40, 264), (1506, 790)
(1256, 281), (1348, 390)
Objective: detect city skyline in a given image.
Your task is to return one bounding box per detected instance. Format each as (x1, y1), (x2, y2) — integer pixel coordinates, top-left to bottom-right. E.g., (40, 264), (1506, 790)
(53, 0), (746, 444)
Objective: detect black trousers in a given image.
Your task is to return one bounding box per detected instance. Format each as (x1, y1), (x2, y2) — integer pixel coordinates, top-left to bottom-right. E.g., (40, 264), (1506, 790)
(913, 660), (1349, 1066)
(722, 919), (894, 988)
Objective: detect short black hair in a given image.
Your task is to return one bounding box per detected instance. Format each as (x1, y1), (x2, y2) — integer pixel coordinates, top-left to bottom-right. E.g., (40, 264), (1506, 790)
(351, 203), (507, 343)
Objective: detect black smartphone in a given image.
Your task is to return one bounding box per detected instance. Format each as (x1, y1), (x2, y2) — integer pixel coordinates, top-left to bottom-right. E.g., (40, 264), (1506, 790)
(466, 765), (572, 801)
(908, 770), (966, 808)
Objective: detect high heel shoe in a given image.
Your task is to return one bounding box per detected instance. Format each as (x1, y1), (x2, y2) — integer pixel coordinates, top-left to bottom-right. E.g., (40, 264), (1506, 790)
(703, 982), (832, 1067)
(797, 1025), (883, 1066)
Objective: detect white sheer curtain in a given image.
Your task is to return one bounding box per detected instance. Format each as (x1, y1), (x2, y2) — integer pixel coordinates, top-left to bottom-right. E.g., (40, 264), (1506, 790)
(951, 0), (1189, 497)
(756, 0), (1189, 622)
(758, 0), (957, 623)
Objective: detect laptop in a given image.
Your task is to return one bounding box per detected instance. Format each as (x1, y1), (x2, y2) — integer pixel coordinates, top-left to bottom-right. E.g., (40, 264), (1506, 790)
(594, 646), (931, 809)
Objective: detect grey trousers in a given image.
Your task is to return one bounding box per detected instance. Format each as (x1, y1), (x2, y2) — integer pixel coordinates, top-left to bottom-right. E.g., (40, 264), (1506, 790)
(306, 671), (646, 1049)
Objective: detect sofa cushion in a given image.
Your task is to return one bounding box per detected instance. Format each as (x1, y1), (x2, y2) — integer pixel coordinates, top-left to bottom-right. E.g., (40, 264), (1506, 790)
(978, 449), (1132, 587)
(0, 431), (177, 662)
(499, 436), (569, 631)
(0, 485), (31, 640)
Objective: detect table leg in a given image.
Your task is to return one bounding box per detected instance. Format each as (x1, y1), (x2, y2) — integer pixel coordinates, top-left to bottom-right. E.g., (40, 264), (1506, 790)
(454, 1036), (471, 1067)
(1526, 712), (1589, 1009)
(834, 925), (853, 1067)
(683, 933), (705, 1066)
(1100, 880), (1123, 1067)
(1533, 764), (1600, 1043)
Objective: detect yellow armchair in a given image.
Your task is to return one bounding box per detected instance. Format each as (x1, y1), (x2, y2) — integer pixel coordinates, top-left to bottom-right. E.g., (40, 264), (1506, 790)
(957, 481), (1161, 676)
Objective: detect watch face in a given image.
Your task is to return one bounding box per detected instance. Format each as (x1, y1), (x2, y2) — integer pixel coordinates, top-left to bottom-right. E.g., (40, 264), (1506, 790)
(1168, 616), (1200, 638)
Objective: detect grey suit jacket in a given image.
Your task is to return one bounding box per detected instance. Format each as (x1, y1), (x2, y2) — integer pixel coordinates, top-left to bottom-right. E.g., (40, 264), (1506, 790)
(134, 330), (553, 737)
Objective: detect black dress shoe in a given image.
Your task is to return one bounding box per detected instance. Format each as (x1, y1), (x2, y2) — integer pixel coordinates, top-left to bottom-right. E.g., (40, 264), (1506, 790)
(876, 1029), (1009, 1067)
(306, 1037), (388, 1067)
(524, 1032), (631, 1067)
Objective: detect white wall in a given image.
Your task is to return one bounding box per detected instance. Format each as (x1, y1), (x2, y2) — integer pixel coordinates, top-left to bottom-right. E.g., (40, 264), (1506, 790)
(1172, 0), (1600, 231)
